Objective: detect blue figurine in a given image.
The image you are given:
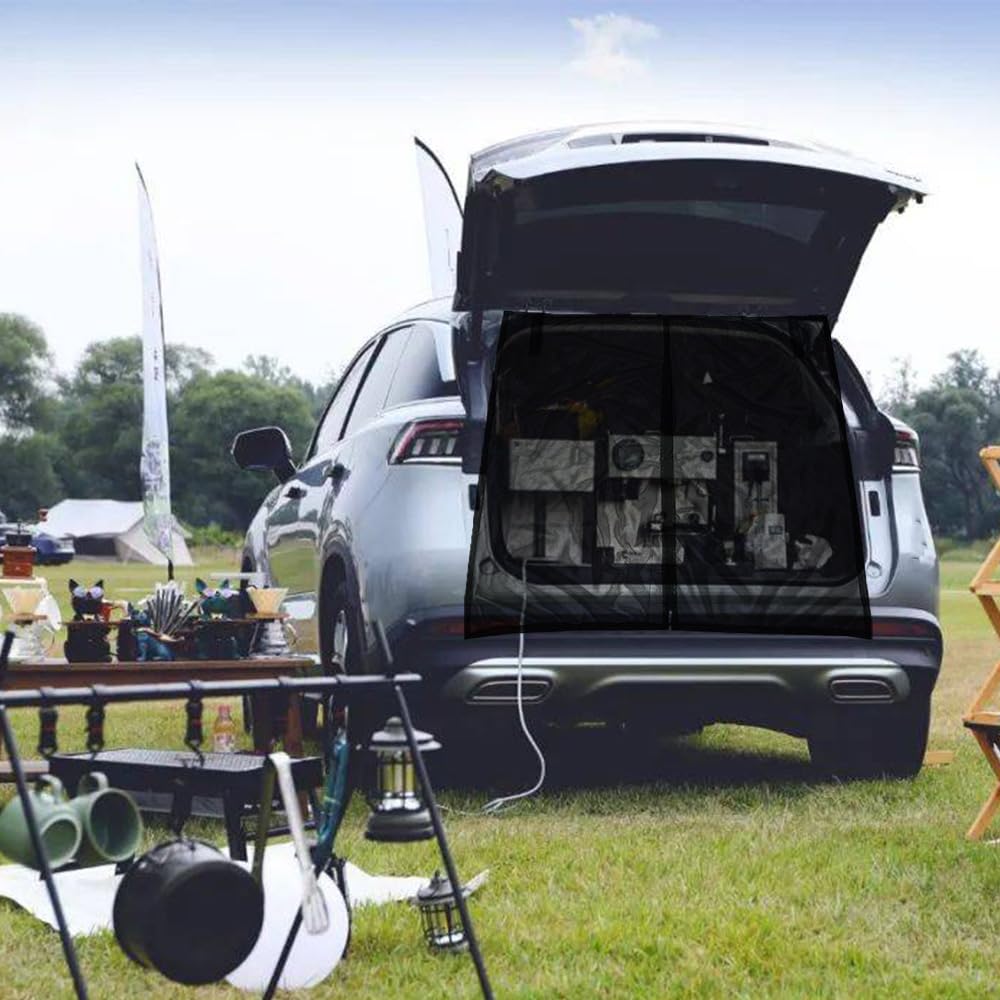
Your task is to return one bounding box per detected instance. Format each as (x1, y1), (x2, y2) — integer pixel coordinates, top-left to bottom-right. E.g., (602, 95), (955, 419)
(130, 607), (176, 662)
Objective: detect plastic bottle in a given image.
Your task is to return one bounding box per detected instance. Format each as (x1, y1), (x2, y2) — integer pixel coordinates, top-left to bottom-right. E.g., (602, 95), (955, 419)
(212, 703), (237, 753)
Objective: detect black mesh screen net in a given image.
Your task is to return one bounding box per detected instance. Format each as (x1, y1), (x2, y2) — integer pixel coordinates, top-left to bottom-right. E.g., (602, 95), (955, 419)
(465, 312), (872, 638)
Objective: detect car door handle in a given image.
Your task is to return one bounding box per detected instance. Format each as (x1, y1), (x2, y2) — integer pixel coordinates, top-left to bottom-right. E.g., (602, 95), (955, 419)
(326, 463), (347, 483)
(284, 485), (306, 500)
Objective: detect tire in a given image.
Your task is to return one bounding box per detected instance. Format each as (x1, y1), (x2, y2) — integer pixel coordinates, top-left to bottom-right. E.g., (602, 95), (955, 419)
(808, 696), (930, 780)
(320, 576), (379, 745)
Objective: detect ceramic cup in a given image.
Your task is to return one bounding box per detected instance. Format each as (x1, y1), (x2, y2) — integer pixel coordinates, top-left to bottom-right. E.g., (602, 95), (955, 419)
(70, 772), (144, 866)
(0, 775), (82, 870)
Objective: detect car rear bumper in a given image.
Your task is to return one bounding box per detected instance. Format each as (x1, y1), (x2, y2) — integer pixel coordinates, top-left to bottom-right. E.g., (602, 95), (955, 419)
(390, 608), (942, 737)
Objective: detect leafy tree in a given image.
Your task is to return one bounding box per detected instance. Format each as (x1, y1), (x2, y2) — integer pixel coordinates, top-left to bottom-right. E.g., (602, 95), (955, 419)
(51, 336), (214, 501)
(0, 432), (64, 520)
(877, 357), (918, 416)
(61, 336), (211, 395)
(893, 350), (1000, 538)
(171, 370), (315, 530)
(55, 381), (145, 500)
(0, 313), (51, 430)
(243, 354), (339, 420)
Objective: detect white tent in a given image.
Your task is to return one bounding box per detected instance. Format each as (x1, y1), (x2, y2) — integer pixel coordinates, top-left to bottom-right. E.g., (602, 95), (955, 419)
(41, 500), (193, 566)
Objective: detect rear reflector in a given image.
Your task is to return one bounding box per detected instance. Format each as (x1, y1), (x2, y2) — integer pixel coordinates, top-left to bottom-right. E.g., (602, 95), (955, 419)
(390, 419), (464, 465)
(872, 618), (939, 639)
(894, 429), (919, 468)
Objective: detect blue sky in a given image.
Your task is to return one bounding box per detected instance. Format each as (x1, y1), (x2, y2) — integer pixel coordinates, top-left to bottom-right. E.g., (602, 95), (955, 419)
(1, 1), (998, 389)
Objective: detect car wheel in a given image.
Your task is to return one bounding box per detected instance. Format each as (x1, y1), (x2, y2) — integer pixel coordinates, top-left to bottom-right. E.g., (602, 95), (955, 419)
(808, 696), (930, 780)
(322, 579), (361, 675)
(321, 576), (379, 744)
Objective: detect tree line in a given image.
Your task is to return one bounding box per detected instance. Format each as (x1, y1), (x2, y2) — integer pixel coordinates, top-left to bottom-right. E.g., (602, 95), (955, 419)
(878, 349), (1000, 541)
(2, 312), (1000, 540)
(0, 313), (336, 533)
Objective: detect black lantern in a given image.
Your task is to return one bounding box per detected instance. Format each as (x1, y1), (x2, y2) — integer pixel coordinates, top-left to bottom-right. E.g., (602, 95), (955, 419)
(365, 716), (440, 843)
(415, 871), (470, 952)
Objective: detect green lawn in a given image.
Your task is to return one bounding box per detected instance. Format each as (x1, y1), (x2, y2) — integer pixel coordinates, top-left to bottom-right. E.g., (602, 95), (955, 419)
(2, 552), (1000, 998)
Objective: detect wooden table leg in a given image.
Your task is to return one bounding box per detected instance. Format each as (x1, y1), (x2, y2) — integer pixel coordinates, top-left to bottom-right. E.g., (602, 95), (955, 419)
(967, 728), (1000, 839)
(251, 693), (275, 753)
(284, 694), (305, 758)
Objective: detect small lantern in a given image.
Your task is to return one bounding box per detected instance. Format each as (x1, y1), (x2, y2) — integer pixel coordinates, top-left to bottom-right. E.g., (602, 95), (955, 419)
(364, 716), (440, 843)
(415, 871), (470, 952)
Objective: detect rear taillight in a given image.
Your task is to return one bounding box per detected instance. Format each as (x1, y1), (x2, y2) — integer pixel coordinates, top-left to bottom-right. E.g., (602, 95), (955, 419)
(894, 429), (920, 468)
(389, 419), (464, 465)
(871, 618), (939, 640)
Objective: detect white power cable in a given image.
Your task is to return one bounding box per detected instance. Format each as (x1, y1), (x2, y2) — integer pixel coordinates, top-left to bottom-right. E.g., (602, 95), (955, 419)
(481, 559), (546, 815)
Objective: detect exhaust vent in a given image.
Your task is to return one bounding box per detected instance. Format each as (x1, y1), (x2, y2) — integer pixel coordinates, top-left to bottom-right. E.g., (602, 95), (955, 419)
(467, 678), (551, 704)
(829, 677), (895, 703)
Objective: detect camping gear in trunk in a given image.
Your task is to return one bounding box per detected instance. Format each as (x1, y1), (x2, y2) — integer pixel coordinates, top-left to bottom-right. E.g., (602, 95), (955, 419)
(465, 313), (875, 638)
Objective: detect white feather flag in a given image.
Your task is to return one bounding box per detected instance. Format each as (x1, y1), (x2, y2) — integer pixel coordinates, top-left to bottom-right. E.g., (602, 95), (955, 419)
(136, 164), (174, 566)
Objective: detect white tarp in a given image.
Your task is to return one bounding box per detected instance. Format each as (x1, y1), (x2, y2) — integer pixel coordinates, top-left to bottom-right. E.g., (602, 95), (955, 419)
(0, 842), (426, 937)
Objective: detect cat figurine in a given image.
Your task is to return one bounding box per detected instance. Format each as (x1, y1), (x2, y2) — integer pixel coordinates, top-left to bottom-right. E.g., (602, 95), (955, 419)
(69, 579), (105, 620)
(194, 579), (241, 660)
(65, 580), (112, 662)
(195, 578), (240, 618)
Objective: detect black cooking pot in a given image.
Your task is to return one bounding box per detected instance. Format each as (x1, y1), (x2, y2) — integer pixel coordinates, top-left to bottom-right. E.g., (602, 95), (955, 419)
(113, 838), (264, 985)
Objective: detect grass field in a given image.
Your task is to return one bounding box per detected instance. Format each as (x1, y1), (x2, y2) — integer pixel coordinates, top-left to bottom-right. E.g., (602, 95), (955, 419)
(1, 551), (999, 998)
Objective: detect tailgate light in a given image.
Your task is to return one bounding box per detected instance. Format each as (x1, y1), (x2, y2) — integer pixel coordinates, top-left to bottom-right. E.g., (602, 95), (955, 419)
(894, 430), (920, 468)
(872, 618), (939, 639)
(390, 419), (464, 465)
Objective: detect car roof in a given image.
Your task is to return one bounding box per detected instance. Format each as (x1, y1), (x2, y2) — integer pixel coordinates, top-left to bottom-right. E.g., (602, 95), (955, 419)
(387, 296), (455, 327)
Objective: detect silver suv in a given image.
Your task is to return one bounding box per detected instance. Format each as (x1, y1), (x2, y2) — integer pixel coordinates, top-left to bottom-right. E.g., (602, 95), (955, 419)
(235, 125), (940, 778)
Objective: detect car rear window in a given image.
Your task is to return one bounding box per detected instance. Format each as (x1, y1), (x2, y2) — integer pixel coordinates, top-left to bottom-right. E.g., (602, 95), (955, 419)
(384, 323), (458, 407)
(518, 200), (825, 244)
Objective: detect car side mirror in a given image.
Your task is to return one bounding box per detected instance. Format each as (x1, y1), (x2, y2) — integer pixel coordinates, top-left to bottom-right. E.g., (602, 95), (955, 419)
(232, 426), (296, 483)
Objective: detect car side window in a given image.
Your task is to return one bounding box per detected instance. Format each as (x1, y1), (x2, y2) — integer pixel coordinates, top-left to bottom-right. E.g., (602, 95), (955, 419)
(342, 326), (411, 437)
(384, 322), (458, 408)
(310, 341), (375, 458)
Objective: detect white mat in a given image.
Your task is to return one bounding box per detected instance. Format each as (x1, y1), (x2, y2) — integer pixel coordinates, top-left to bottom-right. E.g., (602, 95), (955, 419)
(0, 841), (427, 937)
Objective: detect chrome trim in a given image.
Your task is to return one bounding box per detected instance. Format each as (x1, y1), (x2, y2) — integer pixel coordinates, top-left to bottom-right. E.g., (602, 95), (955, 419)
(468, 656), (898, 669)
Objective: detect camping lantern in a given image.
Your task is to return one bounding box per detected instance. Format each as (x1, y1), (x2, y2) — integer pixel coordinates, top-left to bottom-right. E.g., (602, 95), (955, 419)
(415, 871), (470, 952)
(364, 716), (440, 843)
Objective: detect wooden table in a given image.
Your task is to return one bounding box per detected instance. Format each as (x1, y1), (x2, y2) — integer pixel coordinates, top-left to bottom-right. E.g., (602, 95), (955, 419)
(0, 657), (317, 780)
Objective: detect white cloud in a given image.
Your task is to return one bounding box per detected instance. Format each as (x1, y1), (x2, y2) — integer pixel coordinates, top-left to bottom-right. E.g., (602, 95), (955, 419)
(569, 12), (660, 82)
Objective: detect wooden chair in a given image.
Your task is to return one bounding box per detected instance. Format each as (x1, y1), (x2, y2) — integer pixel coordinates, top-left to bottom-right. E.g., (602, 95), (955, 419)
(962, 446), (1000, 839)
